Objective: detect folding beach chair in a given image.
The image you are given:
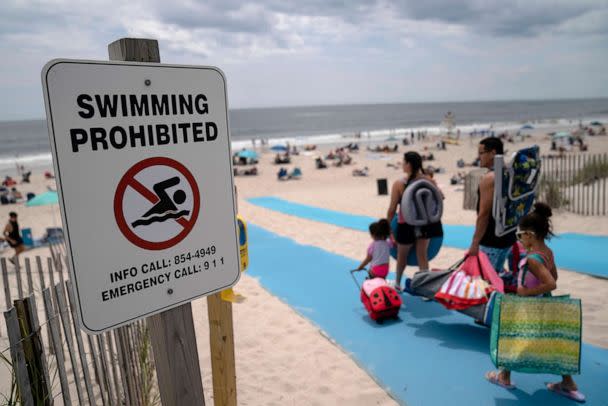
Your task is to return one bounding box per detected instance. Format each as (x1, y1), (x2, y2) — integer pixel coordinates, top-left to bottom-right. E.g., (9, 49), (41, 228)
(492, 145), (541, 237)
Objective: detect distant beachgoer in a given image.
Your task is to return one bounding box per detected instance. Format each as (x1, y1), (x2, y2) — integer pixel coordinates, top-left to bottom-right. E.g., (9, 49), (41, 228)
(485, 202), (585, 403)
(386, 152), (444, 290)
(3, 212), (25, 263)
(355, 219), (393, 279)
(468, 137), (516, 273)
(11, 188), (22, 201)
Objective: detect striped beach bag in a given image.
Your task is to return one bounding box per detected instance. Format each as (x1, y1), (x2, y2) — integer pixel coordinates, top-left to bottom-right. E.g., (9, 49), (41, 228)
(490, 294), (582, 375)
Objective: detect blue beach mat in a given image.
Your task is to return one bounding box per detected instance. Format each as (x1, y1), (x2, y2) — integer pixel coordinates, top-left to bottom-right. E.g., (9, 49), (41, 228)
(246, 224), (608, 406)
(247, 197), (608, 279)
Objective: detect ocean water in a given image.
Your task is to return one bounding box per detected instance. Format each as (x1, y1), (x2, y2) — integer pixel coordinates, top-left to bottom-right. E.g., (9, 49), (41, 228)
(1, 98), (607, 173)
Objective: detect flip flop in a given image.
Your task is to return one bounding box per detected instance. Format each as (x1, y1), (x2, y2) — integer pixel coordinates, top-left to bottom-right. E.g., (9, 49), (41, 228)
(547, 382), (586, 403)
(485, 371), (516, 390)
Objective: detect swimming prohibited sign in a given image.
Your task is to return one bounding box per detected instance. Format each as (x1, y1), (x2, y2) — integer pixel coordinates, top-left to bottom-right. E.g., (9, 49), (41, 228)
(41, 59), (240, 333)
(114, 157), (200, 250)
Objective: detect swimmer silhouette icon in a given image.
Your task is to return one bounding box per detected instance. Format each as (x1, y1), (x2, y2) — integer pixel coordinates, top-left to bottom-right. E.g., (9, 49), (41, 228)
(131, 176), (190, 228)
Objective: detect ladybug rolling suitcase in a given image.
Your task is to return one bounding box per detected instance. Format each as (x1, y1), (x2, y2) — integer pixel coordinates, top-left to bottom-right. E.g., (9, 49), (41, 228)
(350, 271), (402, 323)
(360, 285), (402, 322)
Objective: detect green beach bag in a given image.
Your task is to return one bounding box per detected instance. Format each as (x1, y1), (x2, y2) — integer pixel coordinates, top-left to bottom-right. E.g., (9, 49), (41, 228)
(490, 293), (582, 375)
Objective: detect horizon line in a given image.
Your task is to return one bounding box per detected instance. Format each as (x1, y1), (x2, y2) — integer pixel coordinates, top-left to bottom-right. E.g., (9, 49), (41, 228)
(2, 95), (608, 122)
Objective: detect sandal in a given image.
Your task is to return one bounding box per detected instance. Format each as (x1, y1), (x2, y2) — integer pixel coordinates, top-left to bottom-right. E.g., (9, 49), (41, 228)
(485, 371), (515, 390)
(547, 382), (586, 403)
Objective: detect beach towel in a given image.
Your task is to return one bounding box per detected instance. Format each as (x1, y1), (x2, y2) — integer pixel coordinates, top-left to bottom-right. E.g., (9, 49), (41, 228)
(434, 255), (497, 310)
(400, 179), (443, 226)
(490, 294), (582, 375)
(409, 261), (498, 326)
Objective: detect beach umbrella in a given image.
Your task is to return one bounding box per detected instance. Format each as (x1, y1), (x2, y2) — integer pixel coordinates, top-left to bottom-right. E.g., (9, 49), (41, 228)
(237, 149), (258, 160)
(590, 121), (602, 126)
(270, 145), (288, 152)
(25, 190), (61, 228)
(521, 124), (534, 130)
(25, 191), (58, 207)
(552, 131), (572, 140)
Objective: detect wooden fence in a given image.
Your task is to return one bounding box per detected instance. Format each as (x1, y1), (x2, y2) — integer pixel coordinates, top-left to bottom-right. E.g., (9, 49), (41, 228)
(539, 153), (607, 216)
(0, 253), (158, 405)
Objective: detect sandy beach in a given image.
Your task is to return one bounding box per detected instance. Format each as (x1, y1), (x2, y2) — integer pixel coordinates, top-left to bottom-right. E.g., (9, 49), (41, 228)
(0, 126), (606, 404)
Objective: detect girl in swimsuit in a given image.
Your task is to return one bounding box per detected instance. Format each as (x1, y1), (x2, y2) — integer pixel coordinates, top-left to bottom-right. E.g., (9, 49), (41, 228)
(485, 202), (585, 403)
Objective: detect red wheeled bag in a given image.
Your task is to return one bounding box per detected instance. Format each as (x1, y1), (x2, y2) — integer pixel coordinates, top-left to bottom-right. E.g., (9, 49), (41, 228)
(360, 285), (402, 322)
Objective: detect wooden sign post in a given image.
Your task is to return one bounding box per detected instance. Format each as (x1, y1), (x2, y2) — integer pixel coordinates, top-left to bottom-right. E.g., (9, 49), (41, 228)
(107, 37), (238, 406)
(107, 38), (208, 406)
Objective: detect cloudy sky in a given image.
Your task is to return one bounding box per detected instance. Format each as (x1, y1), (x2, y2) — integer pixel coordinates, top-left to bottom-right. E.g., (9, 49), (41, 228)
(1, 0), (608, 120)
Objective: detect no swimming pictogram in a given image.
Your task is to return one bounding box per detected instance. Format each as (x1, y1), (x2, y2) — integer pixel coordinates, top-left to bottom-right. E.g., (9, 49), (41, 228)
(114, 157), (200, 250)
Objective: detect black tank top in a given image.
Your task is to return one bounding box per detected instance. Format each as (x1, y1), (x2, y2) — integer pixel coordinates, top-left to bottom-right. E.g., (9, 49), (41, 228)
(476, 188), (516, 248)
(8, 220), (23, 246)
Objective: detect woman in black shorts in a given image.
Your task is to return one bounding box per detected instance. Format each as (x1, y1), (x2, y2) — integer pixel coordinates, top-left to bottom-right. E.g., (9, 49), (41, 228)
(386, 152), (443, 290)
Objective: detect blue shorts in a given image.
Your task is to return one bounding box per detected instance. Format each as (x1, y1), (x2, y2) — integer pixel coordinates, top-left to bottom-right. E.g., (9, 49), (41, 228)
(480, 245), (511, 273)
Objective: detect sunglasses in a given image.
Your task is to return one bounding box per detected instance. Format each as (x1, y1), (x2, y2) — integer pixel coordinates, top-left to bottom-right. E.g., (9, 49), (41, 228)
(516, 230), (535, 239)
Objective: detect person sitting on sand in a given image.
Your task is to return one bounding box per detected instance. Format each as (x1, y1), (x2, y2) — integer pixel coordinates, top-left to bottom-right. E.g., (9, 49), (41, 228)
(315, 157), (328, 169)
(10, 188), (22, 201)
(243, 167), (258, 176)
(3, 176), (16, 187)
(277, 167), (288, 180)
(352, 167), (369, 177)
(485, 203), (585, 403)
(355, 219), (393, 279)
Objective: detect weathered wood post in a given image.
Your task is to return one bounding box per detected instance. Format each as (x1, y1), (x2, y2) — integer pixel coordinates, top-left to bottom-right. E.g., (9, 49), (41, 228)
(207, 293), (237, 405)
(108, 38), (206, 406)
(463, 168), (487, 210)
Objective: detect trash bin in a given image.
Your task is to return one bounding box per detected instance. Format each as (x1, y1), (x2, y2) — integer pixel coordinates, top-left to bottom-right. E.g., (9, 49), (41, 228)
(377, 178), (388, 195)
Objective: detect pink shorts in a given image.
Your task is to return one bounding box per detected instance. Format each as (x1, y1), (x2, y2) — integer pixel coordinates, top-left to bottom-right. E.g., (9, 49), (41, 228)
(370, 263), (389, 278)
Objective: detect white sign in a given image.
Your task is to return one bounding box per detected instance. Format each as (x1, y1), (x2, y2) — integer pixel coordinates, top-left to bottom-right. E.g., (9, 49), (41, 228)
(41, 59), (240, 333)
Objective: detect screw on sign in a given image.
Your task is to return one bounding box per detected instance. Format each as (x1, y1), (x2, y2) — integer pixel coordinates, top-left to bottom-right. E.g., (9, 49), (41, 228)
(114, 157), (200, 250)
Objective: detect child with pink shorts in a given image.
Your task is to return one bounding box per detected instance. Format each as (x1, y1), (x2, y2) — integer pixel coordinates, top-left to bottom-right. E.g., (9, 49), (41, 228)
(355, 219), (393, 278)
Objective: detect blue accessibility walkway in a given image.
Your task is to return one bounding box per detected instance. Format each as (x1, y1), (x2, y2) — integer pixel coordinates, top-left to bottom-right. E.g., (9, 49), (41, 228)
(246, 224), (608, 406)
(248, 196), (608, 279)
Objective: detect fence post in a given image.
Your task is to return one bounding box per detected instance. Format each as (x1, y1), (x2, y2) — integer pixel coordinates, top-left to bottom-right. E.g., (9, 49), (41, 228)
(43, 288), (72, 406)
(602, 154), (608, 215)
(96, 334), (116, 406)
(14, 258), (23, 300)
(208, 293), (237, 406)
(1, 258), (11, 310)
(4, 307), (34, 406)
(24, 258), (34, 296)
(107, 330), (124, 405)
(463, 168), (487, 210)
(55, 283), (86, 405)
(65, 281), (96, 405)
(108, 37), (206, 406)
(20, 295), (53, 404)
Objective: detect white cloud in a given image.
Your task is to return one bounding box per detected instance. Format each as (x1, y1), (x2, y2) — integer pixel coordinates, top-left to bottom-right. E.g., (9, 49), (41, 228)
(0, 0), (606, 119)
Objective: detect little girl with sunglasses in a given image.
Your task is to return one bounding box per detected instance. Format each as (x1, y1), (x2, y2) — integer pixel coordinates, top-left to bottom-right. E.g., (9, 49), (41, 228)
(485, 202), (585, 403)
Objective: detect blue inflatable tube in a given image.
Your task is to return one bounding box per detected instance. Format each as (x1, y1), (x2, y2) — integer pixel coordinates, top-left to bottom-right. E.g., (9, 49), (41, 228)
(390, 216), (443, 266)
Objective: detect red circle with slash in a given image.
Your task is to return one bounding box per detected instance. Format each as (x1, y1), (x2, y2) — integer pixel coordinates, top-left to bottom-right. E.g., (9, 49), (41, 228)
(114, 157), (200, 250)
